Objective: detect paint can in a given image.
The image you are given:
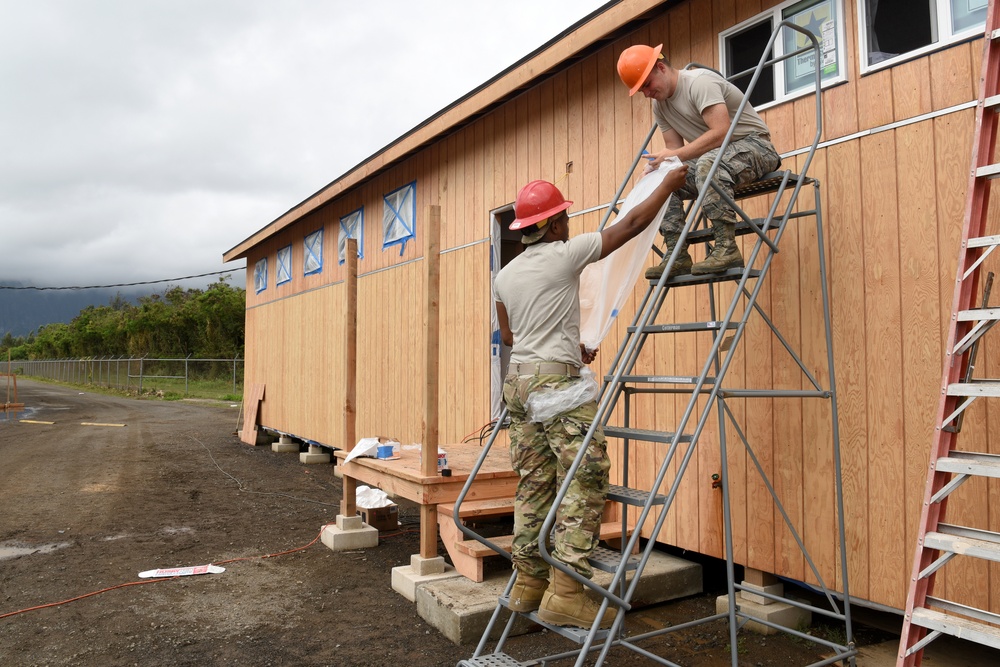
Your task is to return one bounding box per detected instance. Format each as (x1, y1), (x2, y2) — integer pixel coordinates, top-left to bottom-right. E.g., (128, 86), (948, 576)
(377, 444), (394, 459)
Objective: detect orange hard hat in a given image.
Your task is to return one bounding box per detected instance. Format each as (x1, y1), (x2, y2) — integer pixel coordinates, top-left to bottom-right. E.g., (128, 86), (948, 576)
(617, 43), (663, 96)
(509, 180), (573, 230)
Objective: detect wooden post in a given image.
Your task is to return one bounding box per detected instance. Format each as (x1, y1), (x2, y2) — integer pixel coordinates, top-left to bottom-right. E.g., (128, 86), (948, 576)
(421, 206), (441, 558)
(341, 238), (359, 519)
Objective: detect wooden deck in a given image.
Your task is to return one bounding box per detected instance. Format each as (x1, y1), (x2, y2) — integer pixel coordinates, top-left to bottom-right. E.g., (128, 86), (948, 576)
(334, 441), (516, 506)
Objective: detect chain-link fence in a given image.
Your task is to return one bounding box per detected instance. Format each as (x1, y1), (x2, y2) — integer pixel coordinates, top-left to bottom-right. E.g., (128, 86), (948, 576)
(7, 357), (243, 399)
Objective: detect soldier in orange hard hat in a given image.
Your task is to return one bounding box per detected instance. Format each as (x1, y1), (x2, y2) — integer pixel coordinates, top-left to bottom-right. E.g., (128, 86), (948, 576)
(617, 43), (781, 279)
(493, 167), (686, 630)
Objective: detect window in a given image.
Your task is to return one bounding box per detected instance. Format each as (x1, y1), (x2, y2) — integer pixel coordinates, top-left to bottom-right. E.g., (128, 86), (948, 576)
(253, 257), (267, 294)
(382, 181), (416, 255)
(860, 0), (988, 71)
(303, 228), (323, 276)
(339, 207), (365, 264)
(276, 245), (292, 285)
(721, 0), (846, 108)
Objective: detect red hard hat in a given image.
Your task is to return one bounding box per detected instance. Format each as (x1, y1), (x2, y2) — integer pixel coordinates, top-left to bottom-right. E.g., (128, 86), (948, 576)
(509, 180), (573, 230)
(617, 43), (663, 96)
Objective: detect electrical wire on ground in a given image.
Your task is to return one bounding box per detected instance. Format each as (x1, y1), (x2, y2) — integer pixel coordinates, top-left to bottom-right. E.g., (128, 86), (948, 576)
(0, 433), (418, 620)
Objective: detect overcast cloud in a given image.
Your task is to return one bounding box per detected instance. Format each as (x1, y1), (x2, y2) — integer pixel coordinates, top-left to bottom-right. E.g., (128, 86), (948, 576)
(0, 0), (608, 288)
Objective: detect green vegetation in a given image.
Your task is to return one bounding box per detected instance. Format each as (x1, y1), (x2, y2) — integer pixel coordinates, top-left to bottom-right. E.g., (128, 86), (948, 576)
(0, 279), (245, 361)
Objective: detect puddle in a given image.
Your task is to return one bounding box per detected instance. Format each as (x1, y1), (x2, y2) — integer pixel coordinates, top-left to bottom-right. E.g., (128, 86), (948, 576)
(0, 541), (72, 561)
(1, 406), (38, 423)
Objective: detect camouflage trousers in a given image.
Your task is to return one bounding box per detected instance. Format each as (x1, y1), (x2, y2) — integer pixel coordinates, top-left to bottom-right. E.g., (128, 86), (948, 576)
(660, 132), (781, 235)
(503, 373), (610, 580)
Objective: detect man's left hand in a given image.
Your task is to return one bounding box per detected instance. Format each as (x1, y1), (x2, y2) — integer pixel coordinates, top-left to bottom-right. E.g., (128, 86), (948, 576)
(580, 344), (598, 365)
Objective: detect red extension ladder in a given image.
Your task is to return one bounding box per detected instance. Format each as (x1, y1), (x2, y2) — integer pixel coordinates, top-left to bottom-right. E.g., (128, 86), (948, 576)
(898, 2), (1000, 664)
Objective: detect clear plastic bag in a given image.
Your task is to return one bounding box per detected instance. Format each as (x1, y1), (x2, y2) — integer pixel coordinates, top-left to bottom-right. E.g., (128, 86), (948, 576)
(525, 367), (599, 423)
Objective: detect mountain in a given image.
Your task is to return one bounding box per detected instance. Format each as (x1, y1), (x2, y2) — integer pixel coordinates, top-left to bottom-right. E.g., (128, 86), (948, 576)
(0, 282), (147, 337)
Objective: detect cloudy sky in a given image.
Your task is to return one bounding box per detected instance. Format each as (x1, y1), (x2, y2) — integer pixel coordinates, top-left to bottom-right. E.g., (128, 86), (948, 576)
(0, 0), (609, 289)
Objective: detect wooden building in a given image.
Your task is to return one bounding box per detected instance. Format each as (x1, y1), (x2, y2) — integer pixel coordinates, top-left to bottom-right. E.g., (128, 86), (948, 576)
(222, 0), (999, 614)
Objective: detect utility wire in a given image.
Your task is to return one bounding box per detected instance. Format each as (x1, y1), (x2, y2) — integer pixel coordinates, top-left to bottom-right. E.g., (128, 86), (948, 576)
(0, 269), (243, 291)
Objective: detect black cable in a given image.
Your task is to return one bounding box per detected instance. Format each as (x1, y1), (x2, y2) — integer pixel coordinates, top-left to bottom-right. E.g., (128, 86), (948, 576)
(0, 269), (243, 291)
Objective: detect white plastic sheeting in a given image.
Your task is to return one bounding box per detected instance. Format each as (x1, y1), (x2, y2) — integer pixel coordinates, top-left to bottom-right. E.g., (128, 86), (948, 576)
(579, 158), (682, 351)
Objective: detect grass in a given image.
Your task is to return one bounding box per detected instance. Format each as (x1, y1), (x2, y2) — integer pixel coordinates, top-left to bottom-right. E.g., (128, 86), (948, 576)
(19, 374), (242, 403)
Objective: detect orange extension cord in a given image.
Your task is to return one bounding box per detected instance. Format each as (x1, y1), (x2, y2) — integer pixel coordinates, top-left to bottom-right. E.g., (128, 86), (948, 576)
(0, 520), (418, 620)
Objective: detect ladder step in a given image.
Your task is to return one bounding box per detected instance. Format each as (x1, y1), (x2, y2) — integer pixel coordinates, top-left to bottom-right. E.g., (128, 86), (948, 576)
(956, 307), (1000, 321)
(626, 320), (738, 334)
(655, 268), (762, 287)
(612, 374), (716, 385)
(967, 234), (1000, 248)
(910, 607), (1000, 651)
(732, 171), (811, 199)
(588, 544), (641, 573)
(603, 425), (692, 444)
(936, 451), (1000, 478)
(977, 163), (1000, 180)
(923, 531), (1000, 563)
(948, 382), (1000, 398)
(608, 483), (667, 506)
(985, 94), (1000, 110)
(458, 653), (528, 667)
(686, 218), (770, 244)
(504, 608), (610, 645)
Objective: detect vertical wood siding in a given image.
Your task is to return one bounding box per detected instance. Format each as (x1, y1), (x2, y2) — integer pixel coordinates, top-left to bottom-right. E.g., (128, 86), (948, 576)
(236, 0), (997, 611)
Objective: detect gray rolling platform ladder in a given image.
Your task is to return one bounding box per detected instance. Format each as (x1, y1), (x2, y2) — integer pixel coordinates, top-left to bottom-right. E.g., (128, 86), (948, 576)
(897, 2), (1000, 665)
(457, 22), (854, 667)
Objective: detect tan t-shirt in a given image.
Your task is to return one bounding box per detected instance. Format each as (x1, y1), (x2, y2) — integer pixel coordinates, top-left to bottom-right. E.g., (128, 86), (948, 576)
(494, 232), (603, 367)
(652, 68), (770, 144)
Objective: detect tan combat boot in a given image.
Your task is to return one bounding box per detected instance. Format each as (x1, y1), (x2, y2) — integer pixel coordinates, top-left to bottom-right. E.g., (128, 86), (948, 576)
(537, 568), (617, 629)
(691, 220), (743, 275)
(645, 232), (693, 280)
(508, 572), (549, 612)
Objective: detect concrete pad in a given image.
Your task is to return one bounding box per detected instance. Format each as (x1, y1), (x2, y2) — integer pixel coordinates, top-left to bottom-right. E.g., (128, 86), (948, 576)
(392, 555), (463, 602)
(415, 574), (540, 645)
(300, 445), (331, 464)
(320, 516), (378, 550)
(416, 550), (702, 646)
(272, 435), (299, 453)
(715, 593), (811, 635)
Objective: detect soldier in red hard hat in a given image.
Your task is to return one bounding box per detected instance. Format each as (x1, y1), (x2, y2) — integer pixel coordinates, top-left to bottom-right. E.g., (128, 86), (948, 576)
(493, 168), (686, 629)
(617, 43), (781, 279)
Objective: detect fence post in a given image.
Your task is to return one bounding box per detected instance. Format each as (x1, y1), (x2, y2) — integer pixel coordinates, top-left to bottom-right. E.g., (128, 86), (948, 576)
(185, 354), (191, 396)
(139, 357), (144, 394)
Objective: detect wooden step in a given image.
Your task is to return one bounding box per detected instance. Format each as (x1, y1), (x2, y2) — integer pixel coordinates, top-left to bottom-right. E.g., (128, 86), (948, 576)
(438, 497), (515, 520)
(454, 521), (626, 559)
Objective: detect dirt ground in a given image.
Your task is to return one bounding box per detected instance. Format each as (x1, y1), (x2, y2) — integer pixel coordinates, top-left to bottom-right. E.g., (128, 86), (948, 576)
(0, 379), (987, 666)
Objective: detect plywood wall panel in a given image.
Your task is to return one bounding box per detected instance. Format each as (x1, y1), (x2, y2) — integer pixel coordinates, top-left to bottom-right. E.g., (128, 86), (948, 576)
(860, 131), (906, 609)
(891, 57), (933, 121)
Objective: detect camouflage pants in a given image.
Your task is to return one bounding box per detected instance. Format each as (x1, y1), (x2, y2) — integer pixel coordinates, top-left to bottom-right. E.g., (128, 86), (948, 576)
(503, 373), (610, 580)
(660, 132), (781, 235)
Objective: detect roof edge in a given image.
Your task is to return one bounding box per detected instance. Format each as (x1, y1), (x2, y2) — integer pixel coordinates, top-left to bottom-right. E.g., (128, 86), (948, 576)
(224, 0), (666, 263)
